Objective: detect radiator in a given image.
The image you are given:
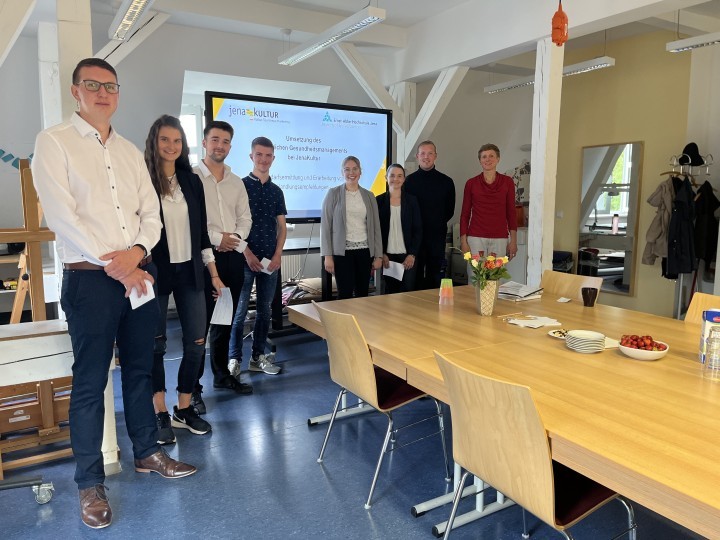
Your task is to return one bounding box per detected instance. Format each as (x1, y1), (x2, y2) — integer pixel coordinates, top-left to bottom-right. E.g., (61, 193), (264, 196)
(281, 254), (304, 281)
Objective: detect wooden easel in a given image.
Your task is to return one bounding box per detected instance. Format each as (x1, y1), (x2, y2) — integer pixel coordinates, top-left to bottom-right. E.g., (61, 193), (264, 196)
(0, 159), (54, 323)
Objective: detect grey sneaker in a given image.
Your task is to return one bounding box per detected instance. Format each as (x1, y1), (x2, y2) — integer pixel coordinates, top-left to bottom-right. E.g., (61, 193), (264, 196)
(228, 358), (241, 378)
(249, 353), (281, 375)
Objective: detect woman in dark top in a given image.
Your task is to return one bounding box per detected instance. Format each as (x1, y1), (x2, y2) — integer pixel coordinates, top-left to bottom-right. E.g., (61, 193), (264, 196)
(376, 164), (422, 294)
(144, 115), (223, 444)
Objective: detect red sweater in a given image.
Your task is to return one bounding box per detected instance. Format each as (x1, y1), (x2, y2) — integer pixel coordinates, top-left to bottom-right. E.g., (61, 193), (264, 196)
(460, 172), (517, 238)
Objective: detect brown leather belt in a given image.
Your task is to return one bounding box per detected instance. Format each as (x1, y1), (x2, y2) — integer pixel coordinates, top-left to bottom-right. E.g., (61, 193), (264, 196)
(64, 255), (152, 271)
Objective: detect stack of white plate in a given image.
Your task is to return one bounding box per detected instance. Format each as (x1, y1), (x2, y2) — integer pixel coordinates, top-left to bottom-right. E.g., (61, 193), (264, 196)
(565, 330), (605, 354)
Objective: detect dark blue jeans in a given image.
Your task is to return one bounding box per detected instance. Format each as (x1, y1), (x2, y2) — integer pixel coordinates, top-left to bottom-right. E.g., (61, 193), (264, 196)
(228, 265), (278, 361)
(153, 261), (206, 395)
(61, 265), (160, 489)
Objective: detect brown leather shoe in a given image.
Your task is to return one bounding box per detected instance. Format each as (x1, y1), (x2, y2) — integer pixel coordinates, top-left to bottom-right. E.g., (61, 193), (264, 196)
(134, 448), (197, 478)
(78, 484), (112, 529)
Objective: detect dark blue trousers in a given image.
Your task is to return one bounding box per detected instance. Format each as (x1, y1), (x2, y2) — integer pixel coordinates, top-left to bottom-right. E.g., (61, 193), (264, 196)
(61, 265), (160, 489)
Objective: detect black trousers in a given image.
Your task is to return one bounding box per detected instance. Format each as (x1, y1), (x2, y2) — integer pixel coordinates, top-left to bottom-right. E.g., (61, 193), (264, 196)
(414, 248), (445, 290)
(196, 249), (244, 390)
(333, 248), (372, 299)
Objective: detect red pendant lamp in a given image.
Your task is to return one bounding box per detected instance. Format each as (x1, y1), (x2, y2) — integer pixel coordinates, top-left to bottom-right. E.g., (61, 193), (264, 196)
(552, 0), (568, 46)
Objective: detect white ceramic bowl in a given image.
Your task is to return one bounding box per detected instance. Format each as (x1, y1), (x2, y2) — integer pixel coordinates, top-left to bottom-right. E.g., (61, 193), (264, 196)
(618, 341), (669, 361)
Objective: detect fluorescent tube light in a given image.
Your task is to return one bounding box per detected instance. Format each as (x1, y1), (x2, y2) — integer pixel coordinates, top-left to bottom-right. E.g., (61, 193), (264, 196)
(666, 31), (720, 52)
(278, 6), (385, 66)
(109, 0), (155, 41)
(484, 56), (616, 94)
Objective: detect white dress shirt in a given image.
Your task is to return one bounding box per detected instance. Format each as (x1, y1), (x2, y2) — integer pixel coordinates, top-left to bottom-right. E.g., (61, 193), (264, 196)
(32, 113), (161, 266)
(194, 160), (252, 247)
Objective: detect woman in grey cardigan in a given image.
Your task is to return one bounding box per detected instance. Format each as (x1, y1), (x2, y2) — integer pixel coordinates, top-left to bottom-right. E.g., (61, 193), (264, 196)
(321, 156), (383, 299)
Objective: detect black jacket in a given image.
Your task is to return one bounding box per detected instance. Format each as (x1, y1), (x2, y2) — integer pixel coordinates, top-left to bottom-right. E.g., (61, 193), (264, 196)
(376, 191), (423, 256)
(666, 177), (697, 278)
(404, 167), (455, 256)
(151, 168), (213, 295)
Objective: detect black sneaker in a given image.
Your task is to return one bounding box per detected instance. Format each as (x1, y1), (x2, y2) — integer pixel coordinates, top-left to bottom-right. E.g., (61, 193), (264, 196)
(213, 376), (253, 395)
(171, 406), (212, 435)
(156, 412), (175, 445)
(190, 391), (206, 415)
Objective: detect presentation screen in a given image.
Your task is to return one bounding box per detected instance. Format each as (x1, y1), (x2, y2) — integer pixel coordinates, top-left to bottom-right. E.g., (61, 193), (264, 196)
(205, 92), (392, 223)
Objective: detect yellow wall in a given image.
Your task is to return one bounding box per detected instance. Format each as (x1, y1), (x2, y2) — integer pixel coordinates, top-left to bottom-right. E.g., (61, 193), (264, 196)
(556, 31), (691, 316)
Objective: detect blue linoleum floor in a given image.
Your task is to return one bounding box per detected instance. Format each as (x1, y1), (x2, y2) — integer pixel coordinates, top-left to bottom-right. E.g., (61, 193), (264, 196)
(0, 320), (704, 539)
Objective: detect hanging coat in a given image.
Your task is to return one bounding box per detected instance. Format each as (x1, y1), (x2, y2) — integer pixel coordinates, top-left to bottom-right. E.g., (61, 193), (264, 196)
(694, 181), (720, 264)
(642, 178), (674, 265)
(666, 177), (697, 278)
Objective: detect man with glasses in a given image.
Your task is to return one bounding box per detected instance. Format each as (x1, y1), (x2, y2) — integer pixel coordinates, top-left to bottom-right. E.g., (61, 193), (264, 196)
(404, 140), (456, 290)
(32, 58), (196, 529)
(228, 137), (287, 376)
(192, 121), (254, 410)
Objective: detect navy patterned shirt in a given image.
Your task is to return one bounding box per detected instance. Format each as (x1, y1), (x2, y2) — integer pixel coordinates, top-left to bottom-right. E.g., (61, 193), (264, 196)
(242, 173), (287, 261)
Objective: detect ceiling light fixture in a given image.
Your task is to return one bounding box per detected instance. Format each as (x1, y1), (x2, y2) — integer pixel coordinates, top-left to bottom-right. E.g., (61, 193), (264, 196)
(109, 0), (156, 41)
(666, 31), (720, 52)
(484, 56), (615, 94)
(278, 6), (385, 66)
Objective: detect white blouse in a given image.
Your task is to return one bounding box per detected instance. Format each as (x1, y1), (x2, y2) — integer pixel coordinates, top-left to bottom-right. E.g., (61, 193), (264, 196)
(161, 184), (192, 264)
(345, 189), (368, 244)
(387, 205), (406, 254)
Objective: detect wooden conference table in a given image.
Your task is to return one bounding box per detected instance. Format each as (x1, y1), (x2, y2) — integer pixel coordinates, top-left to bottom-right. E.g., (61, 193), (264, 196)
(288, 285), (720, 539)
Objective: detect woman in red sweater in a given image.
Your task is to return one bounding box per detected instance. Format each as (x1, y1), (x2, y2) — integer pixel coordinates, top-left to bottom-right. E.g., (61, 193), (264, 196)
(459, 143), (518, 262)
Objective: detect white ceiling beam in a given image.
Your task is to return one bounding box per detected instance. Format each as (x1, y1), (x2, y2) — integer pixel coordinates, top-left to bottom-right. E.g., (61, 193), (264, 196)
(0, 0), (35, 68)
(154, 0), (406, 49)
(403, 65), (469, 163)
(94, 11), (170, 65)
(333, 43), (404, 134)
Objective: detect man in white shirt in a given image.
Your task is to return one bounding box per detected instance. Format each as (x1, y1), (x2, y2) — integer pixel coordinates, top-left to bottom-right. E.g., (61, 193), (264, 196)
(32, 58), (196, 530)
(192, 121), (253, 408)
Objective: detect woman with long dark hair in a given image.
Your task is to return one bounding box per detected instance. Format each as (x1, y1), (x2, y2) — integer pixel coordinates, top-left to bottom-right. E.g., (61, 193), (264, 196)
(144, 115), (223, 444)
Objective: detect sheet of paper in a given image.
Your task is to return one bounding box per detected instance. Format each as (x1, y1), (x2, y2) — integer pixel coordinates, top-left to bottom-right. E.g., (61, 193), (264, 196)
(129, 279), (155, 310)
(210, 287), (233, 325)
(557, 297), (572, 303)
(384, 261), (405, 281)
(260, 257), (274, 275)
(507, 316), (561, 329)
(234, 239), (248, 254)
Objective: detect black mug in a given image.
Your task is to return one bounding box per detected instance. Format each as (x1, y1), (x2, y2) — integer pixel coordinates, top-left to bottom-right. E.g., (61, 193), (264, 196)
(581, 287), (599, 307)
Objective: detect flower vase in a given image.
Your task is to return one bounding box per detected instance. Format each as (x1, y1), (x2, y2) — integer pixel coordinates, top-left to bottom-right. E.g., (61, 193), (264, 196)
(475, 280), (499, 316)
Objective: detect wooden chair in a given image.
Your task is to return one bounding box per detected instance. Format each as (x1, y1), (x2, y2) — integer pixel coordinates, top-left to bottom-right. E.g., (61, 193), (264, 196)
(540, 270), (602, 302)
(313, 301), (450, 509)
(685, 292), (720, 325)
(435, 352), (636, 539)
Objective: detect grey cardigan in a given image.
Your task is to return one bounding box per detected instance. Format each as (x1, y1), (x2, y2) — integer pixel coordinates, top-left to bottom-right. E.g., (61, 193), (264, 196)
(321, 184), (383, 258)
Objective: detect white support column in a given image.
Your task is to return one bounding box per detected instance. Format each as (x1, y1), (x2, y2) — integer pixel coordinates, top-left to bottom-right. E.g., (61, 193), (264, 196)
(527, 37), (564, 287)
(0, 0), (35, 68)
(56, 0), (93, 121)
(390, 81), (415, 164)
(37, 22), (62, 129)
(403, 66), (468, 162)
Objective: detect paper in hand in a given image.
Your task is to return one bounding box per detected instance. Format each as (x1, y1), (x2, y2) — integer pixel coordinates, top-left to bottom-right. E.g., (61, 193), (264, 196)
(384, 261), (405, 281)
(234, 239), (248, 254)
(210, 287), (233, 325)
(260, 257), (274, 275)
(129, 279), (155, 310)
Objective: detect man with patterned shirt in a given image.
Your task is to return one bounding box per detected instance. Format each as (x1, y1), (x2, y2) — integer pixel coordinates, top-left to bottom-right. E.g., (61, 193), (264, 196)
(228, 137), (287, 375)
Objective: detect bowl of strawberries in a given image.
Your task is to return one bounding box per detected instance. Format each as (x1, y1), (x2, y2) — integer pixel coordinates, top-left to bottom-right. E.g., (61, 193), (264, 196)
(618, 334), (669, 361)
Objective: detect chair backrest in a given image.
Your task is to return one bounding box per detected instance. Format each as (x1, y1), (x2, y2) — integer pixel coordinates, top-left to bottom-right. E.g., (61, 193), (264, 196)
(313, 301), (380, 409)
(685, 292), (720, 325)
(435, 352), (557, 527)
(540, 269), (602, 302)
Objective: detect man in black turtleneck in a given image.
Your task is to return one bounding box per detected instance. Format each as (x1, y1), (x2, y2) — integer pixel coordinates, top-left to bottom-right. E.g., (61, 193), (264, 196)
(404, 140), (456, 290)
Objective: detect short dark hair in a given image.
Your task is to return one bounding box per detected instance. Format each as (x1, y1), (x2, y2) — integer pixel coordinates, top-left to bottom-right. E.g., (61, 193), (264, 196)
(204, 120), (233, 140)
(478, 144), (500, 158)
(72, 58), (117, 85)
(386, 163), (406, 177)
(251, 136), (274, 151)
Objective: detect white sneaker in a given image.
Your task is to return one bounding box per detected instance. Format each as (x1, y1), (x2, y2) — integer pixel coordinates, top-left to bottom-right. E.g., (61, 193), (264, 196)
(228, 358), (240, 378)
(249, 354), (281, 375)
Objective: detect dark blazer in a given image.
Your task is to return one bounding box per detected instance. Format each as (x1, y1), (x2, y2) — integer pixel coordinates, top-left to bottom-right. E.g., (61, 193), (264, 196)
(376, 191), (423, 256)
(151, 167), (213, 295)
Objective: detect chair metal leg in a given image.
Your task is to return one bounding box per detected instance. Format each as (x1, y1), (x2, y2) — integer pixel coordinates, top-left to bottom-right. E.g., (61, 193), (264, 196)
(522, 508), (530, 538)
(365, 412), (393, 509)
(317, 388), (346, 463)
(434, 399), (452, 482)
(443, 470), (470, 539)
(560, 531), (574, 540)
(616, 496), (637, 540)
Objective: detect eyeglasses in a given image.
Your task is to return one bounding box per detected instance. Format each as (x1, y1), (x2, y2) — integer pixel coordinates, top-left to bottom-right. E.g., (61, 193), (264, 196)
(75, 80), (120, 94)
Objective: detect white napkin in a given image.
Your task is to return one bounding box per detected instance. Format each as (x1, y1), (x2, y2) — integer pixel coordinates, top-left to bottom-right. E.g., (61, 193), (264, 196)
(210, 287), (233, 325)
(508, 316), (562, 329)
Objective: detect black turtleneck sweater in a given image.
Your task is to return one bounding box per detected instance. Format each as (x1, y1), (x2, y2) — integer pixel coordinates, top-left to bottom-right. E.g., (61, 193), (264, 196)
(404, 166), (455, 256)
